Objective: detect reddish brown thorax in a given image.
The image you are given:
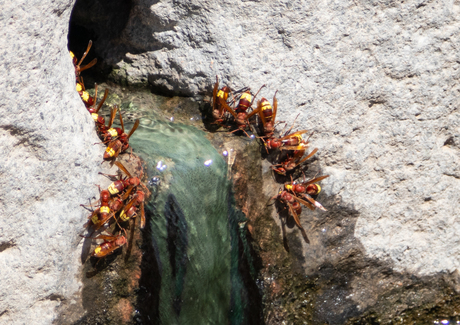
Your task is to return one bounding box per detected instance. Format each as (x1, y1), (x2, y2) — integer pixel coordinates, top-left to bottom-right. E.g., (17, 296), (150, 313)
(266, 138), (282, 149)
(274, 167), (287, 176)
(291, 201), (302, 215)
(236, 112), (248, 128)
(264, 122), (274, 137)
(279, 190), (294, 202)
(119, 133), (130, 151)
(136, 190), (145, 202)
(286, 182), (321, 196)
(125, 205), (137, 219)
(109, 197), (124, 212)
(96, 118), (109, 136)
(100, 190), (110, 205)
(94, 115), (105, 126)
(124, 177), (140, 188)
(293, 184), (306, 193)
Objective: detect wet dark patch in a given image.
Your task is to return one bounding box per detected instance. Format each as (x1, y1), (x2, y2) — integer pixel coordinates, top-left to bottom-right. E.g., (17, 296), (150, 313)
(1, 125), (46, 151)
(227, 185), (265, 325)
(136, 206), (162, 324)
(67, 156), (147, 325)
(164, 193), (188, 316)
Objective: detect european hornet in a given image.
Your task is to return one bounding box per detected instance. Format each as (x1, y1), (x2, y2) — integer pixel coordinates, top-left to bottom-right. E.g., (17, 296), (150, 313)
(118, 190), (146, 228)
(263, 136), (283, 151)
(234, 90), (253, 112)
(108, 186), (134, 213)
(70, 40), (97, 81)
(211, 76), (231, 125)
(103, 117), (140, 160)
(279, 129), (311, 148)
(256, 91), (278, 138)
(75, 78), (94, 108)
(224, 85), (265, 137)
(88, 230), (127, 258)
(99, 161), (143, 196)
(272, 189), (310, 244)
(96, 105), (118, 141)
(90, 187), (135, 231)
(87, 83), (109, 120)
(272, 147), (318, 176)
(83, 189), (111, 228)
(262, 120), (307, 151)
(100, 106), (124, 142)
(284, 175), (329, 211)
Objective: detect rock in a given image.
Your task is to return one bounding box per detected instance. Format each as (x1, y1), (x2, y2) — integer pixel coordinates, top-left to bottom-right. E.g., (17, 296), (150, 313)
(72, 155), (146, 325)
(73, 0), (460, 276)
(71, 80), (460, 323)
(6, 0), (459, 322)
(0, 1), (113, 324)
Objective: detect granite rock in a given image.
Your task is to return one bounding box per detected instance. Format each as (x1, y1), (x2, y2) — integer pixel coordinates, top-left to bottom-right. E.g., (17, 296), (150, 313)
(0, 1), (112, 324)
(77, 0), (460, 276)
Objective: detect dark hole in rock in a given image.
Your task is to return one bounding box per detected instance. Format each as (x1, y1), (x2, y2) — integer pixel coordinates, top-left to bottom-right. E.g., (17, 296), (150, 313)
(444, 136), (455, 146)
(67, 0), (190, 97)
(67, 0), (133, 85)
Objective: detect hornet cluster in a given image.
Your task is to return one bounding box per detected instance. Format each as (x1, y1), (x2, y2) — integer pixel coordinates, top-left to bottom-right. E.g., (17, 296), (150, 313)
(212, 76), (329, 245)
(70, 41), (149, 261)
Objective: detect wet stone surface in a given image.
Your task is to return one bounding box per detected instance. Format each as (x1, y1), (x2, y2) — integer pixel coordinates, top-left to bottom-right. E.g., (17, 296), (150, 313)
(71, 155), (146, 325)
(76, 83), (460, 325)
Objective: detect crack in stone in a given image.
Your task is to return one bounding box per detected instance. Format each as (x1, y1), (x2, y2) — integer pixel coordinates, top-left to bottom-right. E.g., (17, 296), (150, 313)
(0, 241), (15, 253)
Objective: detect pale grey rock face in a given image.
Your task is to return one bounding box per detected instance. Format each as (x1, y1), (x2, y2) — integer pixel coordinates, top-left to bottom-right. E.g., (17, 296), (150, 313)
(0, 1), (111, 324)
(93, 0), (460, 276)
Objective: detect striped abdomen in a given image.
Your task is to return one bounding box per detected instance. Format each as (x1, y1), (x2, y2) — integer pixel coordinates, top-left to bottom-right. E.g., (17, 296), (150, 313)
(236, 91), (252, 112)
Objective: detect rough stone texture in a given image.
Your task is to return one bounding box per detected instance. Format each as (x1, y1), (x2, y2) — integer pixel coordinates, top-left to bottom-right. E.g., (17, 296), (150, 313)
(77, 0), (460, 276)
(0, 1), (112, 324)
(72, 82), (460, 323)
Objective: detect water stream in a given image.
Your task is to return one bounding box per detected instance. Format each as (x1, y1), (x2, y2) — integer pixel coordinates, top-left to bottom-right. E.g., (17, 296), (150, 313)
(119, 99), (259, 324)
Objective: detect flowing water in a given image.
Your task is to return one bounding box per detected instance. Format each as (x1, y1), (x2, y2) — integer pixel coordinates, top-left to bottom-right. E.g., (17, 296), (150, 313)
(81, 84), (460, 325)
(104, 90), (260, 324)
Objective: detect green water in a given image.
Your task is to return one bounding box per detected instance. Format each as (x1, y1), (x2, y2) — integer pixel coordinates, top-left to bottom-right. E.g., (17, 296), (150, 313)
(130, 119), (252, 324)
